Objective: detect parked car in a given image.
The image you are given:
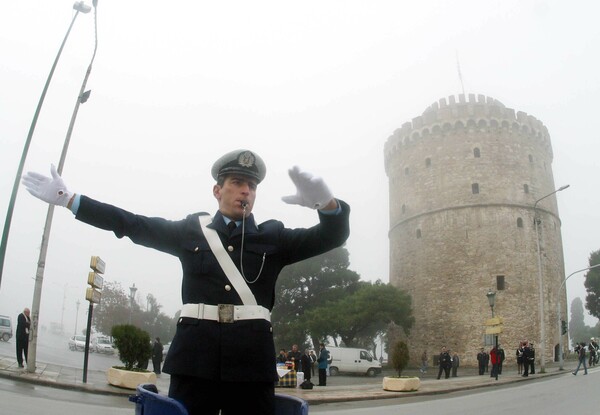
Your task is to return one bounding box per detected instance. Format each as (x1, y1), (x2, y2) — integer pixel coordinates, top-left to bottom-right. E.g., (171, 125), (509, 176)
(68, 335), (88, 351)
(93, 336), (115, 354)
(0, 315), (12, 342)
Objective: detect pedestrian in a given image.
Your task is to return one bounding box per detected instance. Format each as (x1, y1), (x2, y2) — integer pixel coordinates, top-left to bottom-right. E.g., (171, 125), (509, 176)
(587, 339), (597, 367)
(528, 342), (536, 374)
(317, 343), (330, 386)
(572, 342), (588, 375)
(497, 344), (505, 374)
(490, 346), (499, 378)
(451, 351), (459, 377)
(420, 350), (428, 374)
(16, 308), (30, 368)
(287, 344), (302, 372)
(152, 337), (164, 374)
(477, 347), (486, 375)
(276, 349), (288, 364)
(436, 346), (452, 379)
(522, 340), (532, 377)
(300, 349), (312, 383)
(516, 342), (524, 375)
(484, 350), (490, 373)
(22, 151), (350, 415)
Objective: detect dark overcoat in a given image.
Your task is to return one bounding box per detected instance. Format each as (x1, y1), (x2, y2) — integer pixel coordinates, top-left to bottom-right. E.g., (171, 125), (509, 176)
(75, 195), (350, 382)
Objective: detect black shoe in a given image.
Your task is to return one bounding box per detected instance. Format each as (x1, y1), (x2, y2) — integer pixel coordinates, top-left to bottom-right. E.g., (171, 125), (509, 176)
(522, 374), (528, 377)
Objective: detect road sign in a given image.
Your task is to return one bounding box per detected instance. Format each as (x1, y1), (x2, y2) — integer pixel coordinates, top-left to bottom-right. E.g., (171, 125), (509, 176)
(90, 256), (105, 274)
(85, 287), (102, 304)
(87, 272), (104, 289)
(485, 326), (503, 334)
(485, 317), (503, 326)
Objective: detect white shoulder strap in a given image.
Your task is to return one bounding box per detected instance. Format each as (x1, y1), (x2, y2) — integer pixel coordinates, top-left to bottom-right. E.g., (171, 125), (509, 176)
(198, 215), (257, 306)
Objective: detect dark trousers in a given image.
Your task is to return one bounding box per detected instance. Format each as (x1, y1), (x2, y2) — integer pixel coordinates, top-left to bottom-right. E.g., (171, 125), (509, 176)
(478, 363), (484, 375)
(437, 365), (450, 379)
(16, 335), (28, 366)
(169, 375), (275, 415)
(529, 360), (535, 374)
(152, 357), (162, 374)
(318, 368), (327, 386)
(491, 363), (499, 377)
(451, 366), (458, 377)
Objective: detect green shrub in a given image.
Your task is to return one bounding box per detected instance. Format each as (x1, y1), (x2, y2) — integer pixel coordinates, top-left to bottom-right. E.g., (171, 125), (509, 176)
(111, 324), (152, 371)
(391, 341), (410, 377)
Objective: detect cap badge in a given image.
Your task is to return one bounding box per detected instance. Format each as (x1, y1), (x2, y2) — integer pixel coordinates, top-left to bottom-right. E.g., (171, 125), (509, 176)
(238, 151), (255, 168)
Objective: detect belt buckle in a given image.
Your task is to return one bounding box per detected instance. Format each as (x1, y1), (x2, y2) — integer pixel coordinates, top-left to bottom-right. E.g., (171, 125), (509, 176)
(218, 304), (234, 323)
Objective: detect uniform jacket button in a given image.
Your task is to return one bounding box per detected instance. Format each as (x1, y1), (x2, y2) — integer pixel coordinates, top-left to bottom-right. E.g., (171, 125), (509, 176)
(227, 245), (234, 252)
(225, 285), (232, 291)
(194, 247), (199, 252)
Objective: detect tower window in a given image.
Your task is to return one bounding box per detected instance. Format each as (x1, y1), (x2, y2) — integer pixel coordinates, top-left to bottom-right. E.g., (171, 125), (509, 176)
(474, 148), (481, 158)
(425, 158), (431, 167)
(517, 218), (523, 228)
(497, 275), (505, 291)
(523, 184), (529, 194)
(402, 204), (406, 214)
(528, 154), (533, 163)
(404, 167), (409, 176)
(472, 183), (479, 194)
(416, 229), (422, 239)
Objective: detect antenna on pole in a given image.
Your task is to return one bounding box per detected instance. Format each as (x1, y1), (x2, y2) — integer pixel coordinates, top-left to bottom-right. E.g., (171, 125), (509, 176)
(456, 50), (465, 96)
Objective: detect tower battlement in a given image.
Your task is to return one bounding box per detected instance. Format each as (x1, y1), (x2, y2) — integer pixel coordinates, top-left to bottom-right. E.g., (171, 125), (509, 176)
(384, 94), (552, 170)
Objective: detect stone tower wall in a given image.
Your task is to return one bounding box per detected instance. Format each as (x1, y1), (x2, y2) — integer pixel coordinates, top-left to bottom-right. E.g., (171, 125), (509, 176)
(384, 94), (567, 366)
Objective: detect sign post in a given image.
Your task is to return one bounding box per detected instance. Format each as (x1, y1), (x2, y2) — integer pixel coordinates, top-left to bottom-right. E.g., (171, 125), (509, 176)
(83, 256), (104, 383)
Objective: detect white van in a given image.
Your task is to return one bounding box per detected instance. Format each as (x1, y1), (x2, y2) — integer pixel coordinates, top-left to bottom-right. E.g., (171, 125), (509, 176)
(327, 346), (382, 377)
(0, 315), (12, 342)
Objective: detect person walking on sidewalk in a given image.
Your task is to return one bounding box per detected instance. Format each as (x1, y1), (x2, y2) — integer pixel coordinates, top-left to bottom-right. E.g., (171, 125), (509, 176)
(477, 347), (486, 375)
(420, 350), (428, 374)
(572, 342), (588, 375)
(436, 346), (452, 379)
(152, 337), (164, 375)
(16, 308), (30, 368)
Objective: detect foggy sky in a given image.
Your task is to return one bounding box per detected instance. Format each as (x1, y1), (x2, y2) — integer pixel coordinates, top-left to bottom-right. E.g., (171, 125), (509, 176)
(1, 0), (599, 336)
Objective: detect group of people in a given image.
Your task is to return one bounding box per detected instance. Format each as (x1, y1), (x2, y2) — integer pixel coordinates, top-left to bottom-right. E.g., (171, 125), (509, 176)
(515, 340), (535, 377)
(477, 344), (507, 377)
(276, 343), (331, 386)
(436, 346), (460, 379)
(571, 338), (599, 376)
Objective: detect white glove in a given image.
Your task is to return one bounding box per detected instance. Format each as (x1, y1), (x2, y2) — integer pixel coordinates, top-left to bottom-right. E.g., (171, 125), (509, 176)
(281, 166), (333, 209)
(21, 164), (74, 207)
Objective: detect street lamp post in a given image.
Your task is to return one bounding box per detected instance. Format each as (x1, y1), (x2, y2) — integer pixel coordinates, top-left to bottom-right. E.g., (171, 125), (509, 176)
(557, 263), (600, 370)
(486, 290), (498, 380)
(74, 299), (81, 335)
(129, 283), (137, 324)
(25, 2), (97, 374)
(533, 184), (569, 374)
(0, 1), (92, 289)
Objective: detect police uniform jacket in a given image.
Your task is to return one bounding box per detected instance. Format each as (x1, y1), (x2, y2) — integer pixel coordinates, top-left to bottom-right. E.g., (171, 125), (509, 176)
(74, 195), (350, 382)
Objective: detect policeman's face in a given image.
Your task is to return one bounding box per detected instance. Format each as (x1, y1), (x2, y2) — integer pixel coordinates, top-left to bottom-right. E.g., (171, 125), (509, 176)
(214, 175), (257, 220)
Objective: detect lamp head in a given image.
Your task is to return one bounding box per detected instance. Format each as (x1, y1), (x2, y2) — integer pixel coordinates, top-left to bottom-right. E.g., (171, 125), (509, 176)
(486, 290), (496, 307)
(73, 1), (92, 13)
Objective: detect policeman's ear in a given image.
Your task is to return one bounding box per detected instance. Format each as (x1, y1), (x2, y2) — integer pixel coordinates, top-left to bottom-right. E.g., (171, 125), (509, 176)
(213, 184), (222, 201)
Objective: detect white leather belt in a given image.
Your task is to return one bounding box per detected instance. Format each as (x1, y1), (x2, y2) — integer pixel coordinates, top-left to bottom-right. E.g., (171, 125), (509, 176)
(180, 303), (271, 323)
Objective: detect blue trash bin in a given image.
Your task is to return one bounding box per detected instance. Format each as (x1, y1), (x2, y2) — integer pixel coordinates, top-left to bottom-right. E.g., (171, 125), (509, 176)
(130, 384), (309, 415)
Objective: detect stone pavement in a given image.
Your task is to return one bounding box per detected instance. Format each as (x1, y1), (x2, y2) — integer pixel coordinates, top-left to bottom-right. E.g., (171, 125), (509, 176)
(0, 353), (581, 405)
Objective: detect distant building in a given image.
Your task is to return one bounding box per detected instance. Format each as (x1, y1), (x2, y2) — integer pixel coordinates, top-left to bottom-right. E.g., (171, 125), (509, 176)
(384, 94), (567, 366)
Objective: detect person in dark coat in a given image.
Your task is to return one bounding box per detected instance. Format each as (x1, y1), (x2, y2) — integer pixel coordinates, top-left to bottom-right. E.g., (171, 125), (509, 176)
(22, 151), (350, 415)
(476, 347), (486, 375)
(16, 308), (30, 368)
(436, 346), (452, 379)
(300, 349), (313, 383)
(451, 351), (459, 377)
(152, 337), (164, 374)
(522, 340), (532, 377)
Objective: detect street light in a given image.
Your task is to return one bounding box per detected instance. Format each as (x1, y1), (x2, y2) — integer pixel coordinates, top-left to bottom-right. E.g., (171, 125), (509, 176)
(0, 1), (92, 289)
(534, 184), (569, 374)
(557, 263), (600, 370)
(486, 290), (499, 380)
(25, 1), (98, 374)
(129, 283), (138, 324)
